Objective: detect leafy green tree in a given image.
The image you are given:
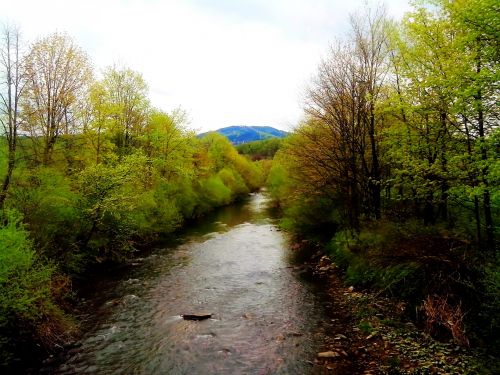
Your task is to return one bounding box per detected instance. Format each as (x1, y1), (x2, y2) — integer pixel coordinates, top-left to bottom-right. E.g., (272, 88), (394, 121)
(387, 0), (498, 246)
(236, 138), (283, 160)
(142, 109), (195, 183)
(78, 153), (146, 260)
(84, 81), (116, 164)
(22, 33), (92, 165)
(101, 66), (150, 154)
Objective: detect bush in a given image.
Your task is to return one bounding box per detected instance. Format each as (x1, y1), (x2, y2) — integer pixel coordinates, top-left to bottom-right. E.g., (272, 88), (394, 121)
(168, 179), (199, 219)
(8, 167), (80, 262)
(196, 176), (232, 214)
(480, 263), (500, 349)
(0, 210), (70, 364)
(218, 168), (249, 199)
(266, 163), (288, 203)
(328, 225), (438, 298)
(327, 222), (485, 344)
(281, 195), (339, 240)
(77, 161), (141, 261)
(130, 189), (183, 238)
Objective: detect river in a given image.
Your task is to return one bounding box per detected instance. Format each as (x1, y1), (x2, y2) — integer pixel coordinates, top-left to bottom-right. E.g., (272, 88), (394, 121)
(50, 192), (334, 374)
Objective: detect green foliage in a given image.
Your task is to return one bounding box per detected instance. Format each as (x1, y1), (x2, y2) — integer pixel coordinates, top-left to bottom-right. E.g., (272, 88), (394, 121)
(0, 210), (52, 326)
(198, 132), (263, 191)
(358, 320), (374, 335)
(218, 168), (249, 199)
(7, 168), (81, 268)
(281, 195), (338, 239)
(101, 66), (150, 152)
(142, 109), (195, 182)
(236, 138), (283, 160)
(327, 227), (424, 298)
(266, 162), (288, 202)
(166, 178), (199, 219)
(0, 210), (67, 363)
(267, 149), (340, 239)
(77, 153), (146, 260)
(480, 262), (500, 346)
(197, 176), (232, 214)
(266, 0), (498, 348)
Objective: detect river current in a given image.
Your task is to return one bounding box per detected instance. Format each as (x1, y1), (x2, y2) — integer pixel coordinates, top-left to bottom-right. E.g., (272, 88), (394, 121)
(53, 192), (333, 374)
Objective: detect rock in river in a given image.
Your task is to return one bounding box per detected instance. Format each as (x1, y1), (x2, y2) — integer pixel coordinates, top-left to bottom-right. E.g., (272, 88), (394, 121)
(317, 351), (341, 359)
(181, 313), (212, 321)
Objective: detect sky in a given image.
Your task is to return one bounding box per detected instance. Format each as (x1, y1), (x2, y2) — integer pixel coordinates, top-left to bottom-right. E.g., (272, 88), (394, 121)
(0, 0), (411, 132)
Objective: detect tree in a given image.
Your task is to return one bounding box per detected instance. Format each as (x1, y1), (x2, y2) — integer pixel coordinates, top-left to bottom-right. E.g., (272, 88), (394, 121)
(85, 81), (115, 164)
(387, 0), (498, 246)
(350, 7), (390, 220)
(22, 33), (92, 165)
(0, 25), (26, 209)
(142, 109), (194, 182)
(101, 66), (149, 154)
(387, 6), (459, 225)
(300, 6), (390, 228)
(78, 154), (144, 257)
(442, 0), (499, 248)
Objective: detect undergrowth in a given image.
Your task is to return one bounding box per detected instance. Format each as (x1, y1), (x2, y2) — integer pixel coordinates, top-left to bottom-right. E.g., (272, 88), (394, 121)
(0, 210), (75, 366)
(326, 220), (498, 348)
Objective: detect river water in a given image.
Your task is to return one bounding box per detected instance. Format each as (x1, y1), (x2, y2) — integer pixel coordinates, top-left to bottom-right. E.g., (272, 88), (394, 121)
(53, 192), (333, 374)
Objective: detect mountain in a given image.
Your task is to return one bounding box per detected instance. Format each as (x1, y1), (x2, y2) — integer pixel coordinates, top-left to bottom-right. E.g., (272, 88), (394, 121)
(199, 126), (288, 145)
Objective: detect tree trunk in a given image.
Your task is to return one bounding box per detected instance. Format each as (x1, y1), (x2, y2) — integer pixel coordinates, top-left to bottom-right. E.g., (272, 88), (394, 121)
(438, 113), (448, 222)
(476, 60), (494, 249)
(368, 102), (381, 219)
(464, 116), (482, 246)
(423, 193), (435, 225)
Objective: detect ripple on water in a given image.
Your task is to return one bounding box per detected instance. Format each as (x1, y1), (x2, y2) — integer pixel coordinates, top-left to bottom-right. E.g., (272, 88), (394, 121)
(54, 193), (331, 374)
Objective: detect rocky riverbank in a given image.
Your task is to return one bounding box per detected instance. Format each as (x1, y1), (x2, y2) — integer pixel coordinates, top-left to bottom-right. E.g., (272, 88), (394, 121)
(296, 250), (500, 375)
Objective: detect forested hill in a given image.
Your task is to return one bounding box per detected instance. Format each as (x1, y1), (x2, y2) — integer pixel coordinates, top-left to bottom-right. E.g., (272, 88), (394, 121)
(199, 126), (288, 144)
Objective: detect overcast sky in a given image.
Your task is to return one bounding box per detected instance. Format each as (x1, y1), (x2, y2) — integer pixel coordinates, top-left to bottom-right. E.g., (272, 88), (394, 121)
(0, 0), (411, 132)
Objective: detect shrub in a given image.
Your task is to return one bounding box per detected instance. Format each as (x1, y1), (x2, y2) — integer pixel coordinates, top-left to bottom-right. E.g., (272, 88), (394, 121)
(8, 167), (80, 262)
(0, 210), (71, 363)
(77, 160), (140, 262)
(423, 295), (468, 346)
(196, 176), (232, 214)
(480, 263), (500, 348)
(169, 179), (199, 219)
(130, 189), (183, 238)
(328, 226), (434, 298)
(218, 168), (249, 199)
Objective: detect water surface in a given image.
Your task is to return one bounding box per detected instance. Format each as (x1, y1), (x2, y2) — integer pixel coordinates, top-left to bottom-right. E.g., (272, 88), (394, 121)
(55, 192), (332, 374)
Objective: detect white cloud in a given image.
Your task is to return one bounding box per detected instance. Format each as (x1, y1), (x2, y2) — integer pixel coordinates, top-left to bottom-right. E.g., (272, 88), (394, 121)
(0, 0), (411, 132)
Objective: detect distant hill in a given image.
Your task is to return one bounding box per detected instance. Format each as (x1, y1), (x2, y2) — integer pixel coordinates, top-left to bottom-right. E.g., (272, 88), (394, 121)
(199, 126), (288, 145)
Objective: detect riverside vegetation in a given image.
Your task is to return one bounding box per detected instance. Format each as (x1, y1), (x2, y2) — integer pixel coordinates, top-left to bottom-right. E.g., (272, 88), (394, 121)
(0, 30), (265, 365)
(267, 0), (499, 371)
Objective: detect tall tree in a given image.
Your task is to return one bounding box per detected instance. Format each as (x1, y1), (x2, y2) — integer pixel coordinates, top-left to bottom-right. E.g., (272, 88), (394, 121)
(443, 0), (499, 248)
(301, 6), (390, 228)
(0, 25), (26, 209)
(85, 81), (114, 164)
(350, 6), (389, 219)
(387, 0), (498, 245)
(101, 66), (149, 154)
(142, 108), (194, 182)
(22, 32), (92, 165)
